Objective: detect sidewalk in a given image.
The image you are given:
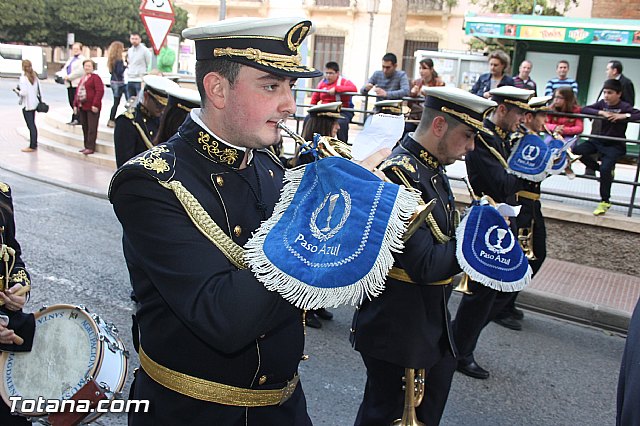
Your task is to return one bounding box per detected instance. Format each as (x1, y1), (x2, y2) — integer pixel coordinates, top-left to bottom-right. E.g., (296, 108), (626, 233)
(1, 105), (639, 333)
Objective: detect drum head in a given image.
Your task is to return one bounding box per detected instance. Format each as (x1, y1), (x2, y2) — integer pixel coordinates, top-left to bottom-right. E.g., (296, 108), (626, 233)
(0, 305), (101, 415)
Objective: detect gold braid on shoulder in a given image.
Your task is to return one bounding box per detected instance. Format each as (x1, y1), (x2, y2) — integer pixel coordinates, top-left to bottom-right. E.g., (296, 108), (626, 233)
(478, 134), (509, 169)
(390, 166), (450, 244)
(159, 180), (247, 269)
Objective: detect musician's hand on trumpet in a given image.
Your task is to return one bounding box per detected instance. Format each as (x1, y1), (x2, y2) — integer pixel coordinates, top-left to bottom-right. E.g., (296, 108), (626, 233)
(355, 148), (392, 181)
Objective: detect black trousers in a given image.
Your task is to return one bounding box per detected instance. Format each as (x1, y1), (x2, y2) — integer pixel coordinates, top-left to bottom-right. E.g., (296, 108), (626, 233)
(573, 139), (626, 202)
(22, 109), (37, 149)
(501, 200), (547, 314)
(337, 110), (354, 143)
(66, 86), (77, 121)
(355, 352), (456, 426)
(0, 385), (31, 425)
(452, 283), (514, 363)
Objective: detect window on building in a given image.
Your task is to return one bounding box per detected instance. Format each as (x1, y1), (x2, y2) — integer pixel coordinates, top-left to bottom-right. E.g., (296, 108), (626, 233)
(312, 35), (345, 85)
(408, 0), (444, 12)
(315, 0), (351, 6)
(402, 39), (438, 80)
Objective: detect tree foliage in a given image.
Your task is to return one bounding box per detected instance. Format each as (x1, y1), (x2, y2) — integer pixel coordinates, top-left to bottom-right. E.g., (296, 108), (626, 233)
(0, 0), (189, 48)
(470, 0), (579, 16)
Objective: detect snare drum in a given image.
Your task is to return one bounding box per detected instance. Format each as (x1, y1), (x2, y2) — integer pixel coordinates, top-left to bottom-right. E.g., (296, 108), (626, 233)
(0, 304), (128, 424)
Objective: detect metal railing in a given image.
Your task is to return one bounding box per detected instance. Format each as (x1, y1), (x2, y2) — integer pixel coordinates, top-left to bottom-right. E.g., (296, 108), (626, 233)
(288, 88), (640, 217)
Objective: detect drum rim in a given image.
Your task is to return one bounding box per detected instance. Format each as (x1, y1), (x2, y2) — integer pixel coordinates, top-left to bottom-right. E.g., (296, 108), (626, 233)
(0, 304), (104, 417)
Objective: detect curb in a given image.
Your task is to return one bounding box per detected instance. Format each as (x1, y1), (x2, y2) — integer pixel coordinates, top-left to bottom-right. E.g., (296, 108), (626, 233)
(518, 288), (630, 334)
(0, 162), (108, 200)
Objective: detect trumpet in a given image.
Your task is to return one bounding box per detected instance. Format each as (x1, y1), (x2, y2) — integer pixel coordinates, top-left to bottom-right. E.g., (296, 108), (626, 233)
(277, 120), (352, 161)
(392, 368), (426, 426)
(453, 176), (476, 295)
(517, 222), (537, 260)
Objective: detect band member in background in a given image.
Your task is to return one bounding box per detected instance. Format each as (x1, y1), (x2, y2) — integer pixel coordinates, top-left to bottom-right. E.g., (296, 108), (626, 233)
(152, 86), (201, 146)
(351, 87), (497, 425)
(452, 86), (534, 380)
(110, 17), (387, 425)
(309, 62), (357, 142)
(113, 75), (178, 167)
(496, 96), (552, 329)
(0, 182), (34, 426)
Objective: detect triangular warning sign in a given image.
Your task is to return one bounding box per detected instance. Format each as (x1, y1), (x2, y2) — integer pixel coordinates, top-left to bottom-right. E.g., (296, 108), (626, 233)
(141, 15), (174, 54)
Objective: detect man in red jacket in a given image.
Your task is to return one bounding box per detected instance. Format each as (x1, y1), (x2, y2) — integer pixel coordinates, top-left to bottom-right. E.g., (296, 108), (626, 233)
(310, 61), (356, 142)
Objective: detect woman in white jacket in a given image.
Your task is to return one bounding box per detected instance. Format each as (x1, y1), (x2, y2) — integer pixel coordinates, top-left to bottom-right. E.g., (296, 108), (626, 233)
(17, 60), (40, 152)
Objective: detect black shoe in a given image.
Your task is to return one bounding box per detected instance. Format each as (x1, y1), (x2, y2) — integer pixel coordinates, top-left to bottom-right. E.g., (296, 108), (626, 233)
(457, 360), (490, 379)
(509, 306), (524, 320)
(584, 168), (596, 177)
(68, 119), (80, 125)
(493, 317), (522, 331)
(305, 312), (322, 329)
(314, 308), (333, 320)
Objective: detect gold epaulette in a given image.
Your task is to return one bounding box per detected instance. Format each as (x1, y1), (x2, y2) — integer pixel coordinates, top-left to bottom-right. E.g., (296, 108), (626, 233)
(388, 166), (450, 244)
(123, 145), (176, 181)
(0, 181), (9, 195)
(380, 154), (419, 182)
(123, 111), (134, 120)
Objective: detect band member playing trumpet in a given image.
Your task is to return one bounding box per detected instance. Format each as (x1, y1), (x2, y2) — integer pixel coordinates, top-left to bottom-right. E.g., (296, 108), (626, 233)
(495, 96), (553, 333)
(110, 17), (389, 425)
(351, 87), (497, 425)
(453, 86), (535, 380)
(0, 182), (34, 426)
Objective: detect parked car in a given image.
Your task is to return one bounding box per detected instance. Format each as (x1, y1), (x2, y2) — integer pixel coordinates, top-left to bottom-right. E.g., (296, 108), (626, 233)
(91, 56), (111, 87)
(0, 43), (47, 79)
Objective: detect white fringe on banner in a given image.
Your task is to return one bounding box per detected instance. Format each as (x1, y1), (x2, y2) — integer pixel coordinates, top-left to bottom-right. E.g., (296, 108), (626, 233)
(506, 167), (549, 183)
(244, 165), (420, 310)
(455, 213), (532, 293)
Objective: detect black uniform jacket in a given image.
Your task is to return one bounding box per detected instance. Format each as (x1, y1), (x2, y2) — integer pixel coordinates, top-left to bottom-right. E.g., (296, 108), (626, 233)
(113, 105), (160, 168)
(465, 119), (529, 205)
(351, 135), (460, 369)
(109, 116), (309, 425)
(0, 182), (35, 352)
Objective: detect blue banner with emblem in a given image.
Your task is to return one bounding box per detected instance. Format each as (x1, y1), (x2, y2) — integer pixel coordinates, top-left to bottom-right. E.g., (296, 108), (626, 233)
(507, 134), (554, 182)
(456, 202), (531, 292)
(244, 156), (420, 310)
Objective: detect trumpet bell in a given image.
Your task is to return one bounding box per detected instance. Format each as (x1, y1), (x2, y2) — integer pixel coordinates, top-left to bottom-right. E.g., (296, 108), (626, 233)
(453, 273), (473, 295)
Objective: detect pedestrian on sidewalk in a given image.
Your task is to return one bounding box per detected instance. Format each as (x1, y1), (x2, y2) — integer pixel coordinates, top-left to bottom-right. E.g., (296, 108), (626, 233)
(107, 41), (127, 128)
(73, 59), (104, 155)
(56, 42), (85, 125)
(126, 32), (152, 100)
(16, 59), (40, 153)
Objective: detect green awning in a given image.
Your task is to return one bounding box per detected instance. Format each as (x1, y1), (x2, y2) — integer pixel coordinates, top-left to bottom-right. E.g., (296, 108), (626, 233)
(464, 13), (640, 47)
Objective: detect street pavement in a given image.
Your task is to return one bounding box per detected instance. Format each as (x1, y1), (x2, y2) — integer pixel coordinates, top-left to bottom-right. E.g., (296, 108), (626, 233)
(0, 169), (627, 426)
(0, 76), (637, 424)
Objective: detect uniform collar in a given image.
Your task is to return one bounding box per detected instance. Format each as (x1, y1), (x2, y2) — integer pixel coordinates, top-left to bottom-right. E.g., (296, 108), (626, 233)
(401, 134), (441, 171)
(484, 119), (508, 141)
(186, 109), (252, 169)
